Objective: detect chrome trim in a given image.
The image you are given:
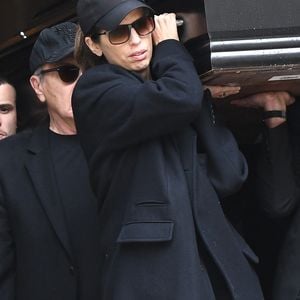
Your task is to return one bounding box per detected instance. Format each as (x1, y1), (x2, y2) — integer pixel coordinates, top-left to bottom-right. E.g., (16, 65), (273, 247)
(211, 36), (300, 51)
(211, 47), (300, 68)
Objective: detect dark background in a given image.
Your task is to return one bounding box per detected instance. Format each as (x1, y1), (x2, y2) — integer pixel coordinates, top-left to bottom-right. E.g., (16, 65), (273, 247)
(0, 0), (77, 129)
(0, 0), (77, 82)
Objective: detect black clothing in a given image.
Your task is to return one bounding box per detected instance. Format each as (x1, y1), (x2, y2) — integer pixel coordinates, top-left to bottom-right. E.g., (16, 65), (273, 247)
(0, 126), (102, 300)
(272, 101), (300, 300)
(72, 39), (264, 299)
(223, 123), (298, 299)
(49, 130), (100, 299)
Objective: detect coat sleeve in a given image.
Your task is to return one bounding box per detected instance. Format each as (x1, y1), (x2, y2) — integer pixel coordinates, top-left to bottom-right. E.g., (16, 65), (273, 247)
(254, 124), (299, 218)
(72, 40), (203, 158)
(192, 92), (248, 198)
(0, 185), (15, 300)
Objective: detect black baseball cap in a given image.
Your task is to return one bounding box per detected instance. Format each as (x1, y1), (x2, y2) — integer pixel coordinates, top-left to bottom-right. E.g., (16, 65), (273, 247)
(29, 22), (77, 73)
(77, 0), (154, 36)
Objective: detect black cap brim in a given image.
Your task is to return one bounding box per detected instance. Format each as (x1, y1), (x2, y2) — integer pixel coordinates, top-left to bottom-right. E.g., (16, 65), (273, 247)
(95, 0), (154, 31)
(78, 0), (154, 35)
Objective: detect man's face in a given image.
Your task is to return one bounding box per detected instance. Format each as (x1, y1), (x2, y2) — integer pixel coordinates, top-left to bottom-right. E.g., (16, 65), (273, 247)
(0, 83), (17, 140)
(30, 57), (81, 133)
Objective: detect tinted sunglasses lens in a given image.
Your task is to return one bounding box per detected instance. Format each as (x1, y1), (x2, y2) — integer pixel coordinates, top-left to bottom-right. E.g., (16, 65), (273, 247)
(134, 16), (155, 36)
(109, 26), (130, 44)
(58, 66), (80, 83)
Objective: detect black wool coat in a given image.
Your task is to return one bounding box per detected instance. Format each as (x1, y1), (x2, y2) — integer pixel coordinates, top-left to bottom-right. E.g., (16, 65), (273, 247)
(72, 40), (264, 300)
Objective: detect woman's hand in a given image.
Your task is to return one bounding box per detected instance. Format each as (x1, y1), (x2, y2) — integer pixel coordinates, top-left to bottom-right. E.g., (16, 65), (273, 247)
(152, 13), (179, 46)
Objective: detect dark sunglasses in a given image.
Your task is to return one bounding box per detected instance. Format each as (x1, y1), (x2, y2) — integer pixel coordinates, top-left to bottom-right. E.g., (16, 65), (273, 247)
(94, 15), (155, 45)
(39, 65), (80, 83)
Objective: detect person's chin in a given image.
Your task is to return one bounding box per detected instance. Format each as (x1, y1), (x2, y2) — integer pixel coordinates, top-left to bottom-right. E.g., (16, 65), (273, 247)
(132, 59), (150, 71)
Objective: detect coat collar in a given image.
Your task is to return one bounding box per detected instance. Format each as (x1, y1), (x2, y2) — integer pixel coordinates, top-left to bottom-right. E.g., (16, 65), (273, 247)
(25, 125), (74, 261)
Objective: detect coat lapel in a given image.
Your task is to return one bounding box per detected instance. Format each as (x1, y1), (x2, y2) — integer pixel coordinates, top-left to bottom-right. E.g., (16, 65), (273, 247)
(25, 126), (73, 260)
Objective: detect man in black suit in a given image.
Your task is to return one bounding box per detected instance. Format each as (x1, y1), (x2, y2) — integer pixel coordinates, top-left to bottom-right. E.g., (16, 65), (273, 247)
(0, 22), (102, 300)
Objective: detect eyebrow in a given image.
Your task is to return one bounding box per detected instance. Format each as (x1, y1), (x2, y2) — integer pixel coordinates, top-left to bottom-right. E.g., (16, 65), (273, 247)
(0, 103), (16, 109)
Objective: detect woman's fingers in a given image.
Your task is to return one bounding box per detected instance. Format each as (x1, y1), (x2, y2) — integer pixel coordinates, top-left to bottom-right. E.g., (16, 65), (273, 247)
(152, 13), (179, 45)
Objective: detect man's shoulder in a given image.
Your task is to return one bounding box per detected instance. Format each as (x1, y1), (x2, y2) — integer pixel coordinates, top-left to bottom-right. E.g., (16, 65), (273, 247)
(0, 129), (33, 157)
(0, 129), (32, 145)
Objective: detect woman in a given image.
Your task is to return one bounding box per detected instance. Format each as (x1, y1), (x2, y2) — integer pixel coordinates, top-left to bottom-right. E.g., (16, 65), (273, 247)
(72, 0), (264, 299)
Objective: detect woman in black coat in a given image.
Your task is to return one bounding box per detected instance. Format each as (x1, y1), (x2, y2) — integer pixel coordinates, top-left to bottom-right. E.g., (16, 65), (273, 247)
(72, 0), (264, 299)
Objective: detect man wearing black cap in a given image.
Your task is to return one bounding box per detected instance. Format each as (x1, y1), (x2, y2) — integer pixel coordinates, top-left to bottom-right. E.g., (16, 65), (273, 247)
(0, 22), (102, 300)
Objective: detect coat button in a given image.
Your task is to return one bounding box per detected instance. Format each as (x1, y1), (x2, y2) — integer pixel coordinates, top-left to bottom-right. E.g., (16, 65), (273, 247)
(69, 265), (75, 275)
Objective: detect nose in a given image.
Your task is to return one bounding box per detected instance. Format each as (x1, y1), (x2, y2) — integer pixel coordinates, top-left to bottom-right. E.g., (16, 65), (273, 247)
(129, 27), (141, 45)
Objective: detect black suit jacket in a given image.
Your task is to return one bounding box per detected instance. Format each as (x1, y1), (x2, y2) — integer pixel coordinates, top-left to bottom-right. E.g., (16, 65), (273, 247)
(0, 125), (102, 300)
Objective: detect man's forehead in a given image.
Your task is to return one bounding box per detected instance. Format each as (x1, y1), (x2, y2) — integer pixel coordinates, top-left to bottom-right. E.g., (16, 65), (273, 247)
(0, 83), (16, 102)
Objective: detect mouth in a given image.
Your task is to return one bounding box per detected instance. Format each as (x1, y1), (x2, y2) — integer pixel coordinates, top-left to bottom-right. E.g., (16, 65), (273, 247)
(129, 49), (147, 61)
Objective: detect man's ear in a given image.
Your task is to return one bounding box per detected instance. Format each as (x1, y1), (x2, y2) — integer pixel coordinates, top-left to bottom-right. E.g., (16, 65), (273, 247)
(29, 75), (46, 103)
(85, 36), (103, 57)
